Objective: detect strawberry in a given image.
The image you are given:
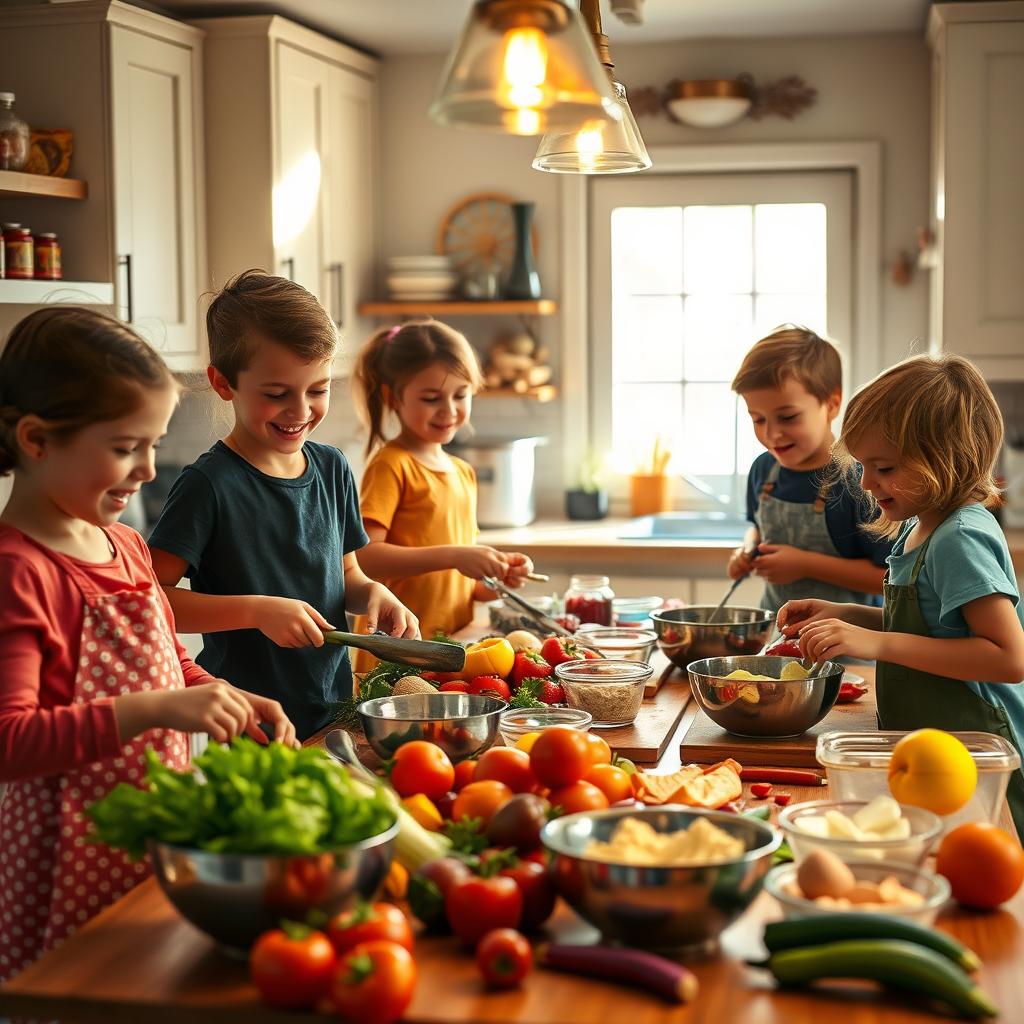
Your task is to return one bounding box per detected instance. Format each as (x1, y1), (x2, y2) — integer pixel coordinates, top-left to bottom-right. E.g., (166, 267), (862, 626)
(534, 678), (564, 705)
(468, 676), (512, 702)
(510, 651), (552, 686)
(540, 635), (582, 668)
(439, 680), (470, 693)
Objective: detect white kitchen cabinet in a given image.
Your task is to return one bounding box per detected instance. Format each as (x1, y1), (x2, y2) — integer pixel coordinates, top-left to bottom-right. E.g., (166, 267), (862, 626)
(928, 3), (1024, 379)
(197, 15), (378, 359)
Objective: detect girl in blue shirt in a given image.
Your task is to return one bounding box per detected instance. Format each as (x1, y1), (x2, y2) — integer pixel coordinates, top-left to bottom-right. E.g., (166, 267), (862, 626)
(779, 354), (1024, 836)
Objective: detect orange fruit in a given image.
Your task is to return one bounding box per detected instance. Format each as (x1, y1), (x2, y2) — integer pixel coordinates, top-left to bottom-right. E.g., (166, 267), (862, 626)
(936, 822), (1024, 908)
(887, 728), (977, 815)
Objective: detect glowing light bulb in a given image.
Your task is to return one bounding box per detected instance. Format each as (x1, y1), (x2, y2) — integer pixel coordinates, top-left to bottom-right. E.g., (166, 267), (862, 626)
(502, 27), (547, 110)
(575, 126), (604, 171)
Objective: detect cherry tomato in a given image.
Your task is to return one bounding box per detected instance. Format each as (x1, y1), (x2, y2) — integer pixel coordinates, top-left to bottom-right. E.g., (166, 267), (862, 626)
(250, 925), (337, 1010)
(439, 680), (470, 693)
(452, 780), (513, 825)
(408, 857), (472, 931)
(548, 780), (610, 815)
(389, 741), (454, 800)
(469, 675), (512, 702)
(585, 732), (612, 765)
(530, 726), (593, 788)
(326, 901), (414, 956)
(328, 939), (416, 1024)
(584, 763), (632, 804)
(474, 747), (537, 794)
(446, 874), (523, 946)
(453, 758), (477, 791)
(500, 860), (556, 932)
(476, 928), (533, 989)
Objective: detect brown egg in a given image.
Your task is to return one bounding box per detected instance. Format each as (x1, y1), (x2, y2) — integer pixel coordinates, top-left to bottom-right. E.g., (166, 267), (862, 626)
(796, 848), (856, 900)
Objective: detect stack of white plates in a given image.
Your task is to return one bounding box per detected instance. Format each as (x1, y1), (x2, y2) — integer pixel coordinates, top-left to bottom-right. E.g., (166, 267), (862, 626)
(386, 255), (459, 301)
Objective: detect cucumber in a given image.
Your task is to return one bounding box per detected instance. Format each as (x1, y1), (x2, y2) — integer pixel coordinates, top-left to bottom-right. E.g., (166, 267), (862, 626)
(764, 914), (981, 972)
(767, 939), (998, 1019)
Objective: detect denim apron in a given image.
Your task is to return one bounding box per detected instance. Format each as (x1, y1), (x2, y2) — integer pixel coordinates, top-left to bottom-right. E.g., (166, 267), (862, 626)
(876, 533), (1024, 840)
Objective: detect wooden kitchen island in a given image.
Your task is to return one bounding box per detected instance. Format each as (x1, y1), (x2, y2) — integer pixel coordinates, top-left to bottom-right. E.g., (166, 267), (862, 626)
(3, 667), (1023, 1024)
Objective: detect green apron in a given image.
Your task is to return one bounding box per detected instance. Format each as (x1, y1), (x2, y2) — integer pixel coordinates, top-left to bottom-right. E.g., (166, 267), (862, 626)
(876, 534), (1024, 839)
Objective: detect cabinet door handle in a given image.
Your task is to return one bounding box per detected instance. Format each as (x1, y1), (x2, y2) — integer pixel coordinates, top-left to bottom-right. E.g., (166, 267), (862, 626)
(282, 257), (295, 282)
(118, 253), (134, 323)
(329, 262), (345, 329)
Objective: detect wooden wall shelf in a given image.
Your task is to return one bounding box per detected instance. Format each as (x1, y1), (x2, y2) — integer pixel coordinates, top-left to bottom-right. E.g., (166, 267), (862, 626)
(358, 299), (557, 317)
(0, 280), (113, 304)
(0, 170), (87, 200)
(479, 385), (557, 402)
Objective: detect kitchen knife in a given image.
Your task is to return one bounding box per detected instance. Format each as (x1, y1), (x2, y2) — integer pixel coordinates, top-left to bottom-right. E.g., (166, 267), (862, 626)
(322, 630), (466, 672)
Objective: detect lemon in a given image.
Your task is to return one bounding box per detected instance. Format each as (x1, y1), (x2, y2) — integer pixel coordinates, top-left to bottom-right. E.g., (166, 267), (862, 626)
(888, 728), (977, 815)
(515, 731), (542, 753)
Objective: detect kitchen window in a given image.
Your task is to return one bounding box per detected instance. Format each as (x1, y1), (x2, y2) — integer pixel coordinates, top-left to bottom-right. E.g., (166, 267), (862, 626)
(589, 170), (853, 512)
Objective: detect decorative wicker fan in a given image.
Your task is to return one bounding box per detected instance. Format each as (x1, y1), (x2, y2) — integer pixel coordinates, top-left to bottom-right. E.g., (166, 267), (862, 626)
(436, 192), (539, 278)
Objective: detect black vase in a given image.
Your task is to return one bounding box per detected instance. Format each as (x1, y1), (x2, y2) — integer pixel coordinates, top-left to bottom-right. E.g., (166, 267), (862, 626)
(505, 201), (542, 300)
(565, 489), (609, 521)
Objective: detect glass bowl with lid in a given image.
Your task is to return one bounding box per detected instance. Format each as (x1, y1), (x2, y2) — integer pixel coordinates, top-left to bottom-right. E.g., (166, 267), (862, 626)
(554, 658), (652, 728)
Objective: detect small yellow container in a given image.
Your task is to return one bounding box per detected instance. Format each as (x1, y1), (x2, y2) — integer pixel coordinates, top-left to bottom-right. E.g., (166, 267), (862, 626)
(629, 473), (672, 517)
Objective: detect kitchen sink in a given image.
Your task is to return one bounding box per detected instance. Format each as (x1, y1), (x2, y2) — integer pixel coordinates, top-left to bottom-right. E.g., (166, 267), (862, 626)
(617, 511), (748, 541)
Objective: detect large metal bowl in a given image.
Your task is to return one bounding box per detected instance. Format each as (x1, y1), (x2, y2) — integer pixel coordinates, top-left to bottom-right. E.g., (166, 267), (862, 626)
(542, 806), (780, 955)
(149, 820), (398, 955)
(651, 606), (774, 669)
(358, 692), (506, 762)
(687, 655), (843, 737)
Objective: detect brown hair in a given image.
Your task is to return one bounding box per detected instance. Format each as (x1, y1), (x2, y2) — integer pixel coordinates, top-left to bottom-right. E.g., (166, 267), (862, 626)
(0, 306), (175, 476)
(836, 354), (1004, 538)
(352, 320), (484, 456)
(206, 269), (337, 385)
(731, 325), (843, 402)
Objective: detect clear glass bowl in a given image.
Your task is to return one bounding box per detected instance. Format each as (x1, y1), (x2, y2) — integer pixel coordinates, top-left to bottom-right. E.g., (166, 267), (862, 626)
(764, 860), (950, 925)
(499, 706), (593, 746)
(613, 596), (663, 626)
(555, 658), (652, 728)
(778, 799), (943, 866)
(574, 626), (658, 664)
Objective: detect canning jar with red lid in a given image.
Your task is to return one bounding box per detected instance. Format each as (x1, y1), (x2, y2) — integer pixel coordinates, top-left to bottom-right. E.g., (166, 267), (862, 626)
(564, 574), (615, 626)
(3, 224), (33, 280)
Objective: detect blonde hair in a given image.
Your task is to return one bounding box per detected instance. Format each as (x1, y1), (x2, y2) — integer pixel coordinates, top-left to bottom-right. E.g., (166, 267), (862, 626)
(731, 325), (842, 402)
(836, 354), (1003, 538)
(352, 320), (484, 456)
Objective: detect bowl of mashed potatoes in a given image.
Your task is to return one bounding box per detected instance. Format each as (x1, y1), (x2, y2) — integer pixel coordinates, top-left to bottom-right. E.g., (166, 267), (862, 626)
(541, 806), (781, 954)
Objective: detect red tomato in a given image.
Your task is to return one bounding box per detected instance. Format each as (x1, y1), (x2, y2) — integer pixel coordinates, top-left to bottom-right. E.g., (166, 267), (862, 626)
(469, 676), (512, 702)
(519, 847), (550, 868)
(453, 759), (477, 791)
(439, 680), (470, 693)
(476, 928), (533, 989)
(540, 635), (583, 668)
(326, 902), (414, 956)
(548, 780), (610, 815)
(584, 763), (632, 804)
(529, 726), (594, 788)
(389, 741), (454, 800)
(474, 747), (536, 794)
(452, 780), (513, 825)
(585, 732), (612, 765)
(328, 940), (416, 1024)
(250, 925), (337, 1010)
(408, 857), (473, 931)
(446, 874), (523, 946)
(510, 651), (552, 686)
(500, 860), (556, 932)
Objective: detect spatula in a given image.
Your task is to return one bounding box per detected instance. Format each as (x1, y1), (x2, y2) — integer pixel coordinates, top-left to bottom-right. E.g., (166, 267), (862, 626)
(322, 630), (466, 672)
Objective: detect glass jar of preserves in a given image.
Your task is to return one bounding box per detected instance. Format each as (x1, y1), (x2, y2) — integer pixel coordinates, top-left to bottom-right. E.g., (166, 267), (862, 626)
(0, 93), (30, 171)
(3, 224), (33, 280)
(33, 232), (61, 280)
(563, 574), (615, 626)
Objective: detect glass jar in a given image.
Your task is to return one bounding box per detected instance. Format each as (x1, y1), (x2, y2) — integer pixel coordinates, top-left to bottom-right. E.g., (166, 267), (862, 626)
(0, 93), (30, 171)
(563, 574), (614, 626)
(33, 232), (61, 280)
(554, 659), (652, 728)
(3, 224), (33, 279)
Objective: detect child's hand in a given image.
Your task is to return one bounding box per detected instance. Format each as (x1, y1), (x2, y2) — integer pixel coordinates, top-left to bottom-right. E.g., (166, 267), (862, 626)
(777, 599), (843, 635)
(501, 552), (534, 589)
(453, 545), (510, 581)
(753, 543), (807, 585)
(228, 686), (299, 748)
(253, 596), (335, 648)
(118, 681), (255, 745)
(365, 583), (420, 639)
(799, 619), (884, 663)
(727, 546), (756, 580)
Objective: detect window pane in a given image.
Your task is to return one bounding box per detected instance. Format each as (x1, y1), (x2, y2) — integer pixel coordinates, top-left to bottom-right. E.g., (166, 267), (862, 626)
(683, 206), (752, 294)
(611, 207), (682, 294)
(683, 294), (754, 382)
(613, 295), (683, 382)
(611, 383), (682, 473)
(754, 293), (828, 340)
(735, 399), (762, 475)
(755, 204), (826, 293)
(680, 383), (736, 475)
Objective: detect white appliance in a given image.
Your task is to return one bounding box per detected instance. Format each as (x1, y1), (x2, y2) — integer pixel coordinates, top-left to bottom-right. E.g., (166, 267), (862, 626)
(450, 437), (546, 528)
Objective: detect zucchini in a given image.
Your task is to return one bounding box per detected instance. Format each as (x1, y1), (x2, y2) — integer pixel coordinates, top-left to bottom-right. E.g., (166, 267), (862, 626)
(764, 914), (981, 973)
(766, 939), (997, 1019)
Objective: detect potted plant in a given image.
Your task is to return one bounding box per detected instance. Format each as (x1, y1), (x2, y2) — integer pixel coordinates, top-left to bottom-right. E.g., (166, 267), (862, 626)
(565, 452), (609, 521)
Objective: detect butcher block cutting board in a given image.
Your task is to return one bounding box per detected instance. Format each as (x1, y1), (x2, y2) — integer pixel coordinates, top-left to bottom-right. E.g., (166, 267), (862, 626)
(681, 673), (877, 769)
(601, 680), (692, 763)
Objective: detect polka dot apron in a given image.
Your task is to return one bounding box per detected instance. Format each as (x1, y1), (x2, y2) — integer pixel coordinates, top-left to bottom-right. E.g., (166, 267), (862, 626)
(0, 546), (190, 982)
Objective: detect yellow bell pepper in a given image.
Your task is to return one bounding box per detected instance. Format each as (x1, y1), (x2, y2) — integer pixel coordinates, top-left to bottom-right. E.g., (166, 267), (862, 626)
(383, 860), (409, 901)
(461, 637), (515, 680)
(401, 793), (443, 832)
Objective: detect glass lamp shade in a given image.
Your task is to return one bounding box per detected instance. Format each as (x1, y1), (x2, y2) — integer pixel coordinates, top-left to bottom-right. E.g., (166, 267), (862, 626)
(532, 78), (651, 173)
(430, 0), (620, 136)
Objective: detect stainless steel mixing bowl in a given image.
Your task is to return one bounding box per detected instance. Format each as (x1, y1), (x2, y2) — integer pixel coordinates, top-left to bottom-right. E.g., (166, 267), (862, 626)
(358, 692), (506, 762)
(687, 655), (843, 737)
(651, 606), (774, 670)
(149, 820), (398, 955)
(541, 806), (780, 955)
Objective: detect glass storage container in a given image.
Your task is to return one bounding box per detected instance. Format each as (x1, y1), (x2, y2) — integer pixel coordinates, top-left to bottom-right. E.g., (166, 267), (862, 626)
(0, 93), (30, 171)
(564, 574), (614, 626)
(555, 658), (651, 728)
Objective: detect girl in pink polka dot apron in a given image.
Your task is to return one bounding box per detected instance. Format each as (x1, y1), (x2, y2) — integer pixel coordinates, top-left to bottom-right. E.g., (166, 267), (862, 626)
(0, 549), (190, 982)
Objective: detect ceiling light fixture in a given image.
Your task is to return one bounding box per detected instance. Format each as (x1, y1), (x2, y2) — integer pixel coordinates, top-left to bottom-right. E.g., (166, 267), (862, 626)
(532, 0), (650, 174)
(430, 0), (619, 136)
(665, 79), (752, 128)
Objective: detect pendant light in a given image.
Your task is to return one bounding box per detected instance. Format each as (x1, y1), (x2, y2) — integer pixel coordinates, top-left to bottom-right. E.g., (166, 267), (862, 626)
(430, 0), (620, 136)
(532, 0), (650, 173)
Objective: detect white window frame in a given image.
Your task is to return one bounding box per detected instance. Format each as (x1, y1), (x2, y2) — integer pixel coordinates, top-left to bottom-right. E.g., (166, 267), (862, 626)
(558, 141), (882, 507)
